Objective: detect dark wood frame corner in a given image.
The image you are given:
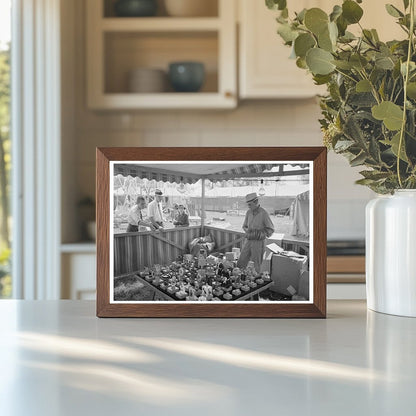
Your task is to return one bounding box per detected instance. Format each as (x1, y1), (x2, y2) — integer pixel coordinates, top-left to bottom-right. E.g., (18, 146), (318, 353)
(96, 147), (327, 318)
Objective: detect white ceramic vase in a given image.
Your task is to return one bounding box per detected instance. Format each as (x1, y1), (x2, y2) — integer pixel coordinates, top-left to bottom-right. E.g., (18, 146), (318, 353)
(366, 190), (416, 317)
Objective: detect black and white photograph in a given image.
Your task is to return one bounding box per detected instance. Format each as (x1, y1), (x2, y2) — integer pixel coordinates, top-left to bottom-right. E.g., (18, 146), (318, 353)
(110, 161), (312, 303)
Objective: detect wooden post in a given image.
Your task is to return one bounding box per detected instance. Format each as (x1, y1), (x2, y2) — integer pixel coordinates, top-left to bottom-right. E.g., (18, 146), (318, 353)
(201, 178), (206, 233)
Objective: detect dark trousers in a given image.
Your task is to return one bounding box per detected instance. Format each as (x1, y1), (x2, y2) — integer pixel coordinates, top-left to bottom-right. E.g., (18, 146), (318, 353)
(126, 224), (139, 233)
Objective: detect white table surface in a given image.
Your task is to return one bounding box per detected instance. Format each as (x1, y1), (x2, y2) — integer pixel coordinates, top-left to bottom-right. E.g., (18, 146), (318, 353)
(0, 300), (415, 416)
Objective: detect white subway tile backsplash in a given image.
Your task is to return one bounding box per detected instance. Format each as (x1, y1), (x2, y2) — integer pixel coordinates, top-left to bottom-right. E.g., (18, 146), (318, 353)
(178, 111), (227, 130)
(132, 112), (180, 130)
(142, 130), (201, 147)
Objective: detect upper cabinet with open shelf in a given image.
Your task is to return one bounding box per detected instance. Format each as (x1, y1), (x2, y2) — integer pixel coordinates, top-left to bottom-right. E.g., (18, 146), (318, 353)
(86, 0), (236, 109)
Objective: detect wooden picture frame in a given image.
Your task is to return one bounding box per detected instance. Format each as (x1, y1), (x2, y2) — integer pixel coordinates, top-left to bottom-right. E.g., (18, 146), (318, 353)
(96, 147), (327, 318)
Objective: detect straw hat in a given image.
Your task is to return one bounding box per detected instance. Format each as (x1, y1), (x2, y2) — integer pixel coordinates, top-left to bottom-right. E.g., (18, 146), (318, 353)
(245, 192), (258, 203)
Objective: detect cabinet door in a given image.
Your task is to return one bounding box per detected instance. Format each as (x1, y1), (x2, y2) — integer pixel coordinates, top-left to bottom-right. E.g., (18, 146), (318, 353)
(239, 0), (325, 99)
(239, 0), (404, 99)
(62, 253), (96, 300)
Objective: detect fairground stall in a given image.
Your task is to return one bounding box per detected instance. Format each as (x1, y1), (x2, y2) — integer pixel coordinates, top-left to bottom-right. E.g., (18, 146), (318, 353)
(113, 163), (310, 301)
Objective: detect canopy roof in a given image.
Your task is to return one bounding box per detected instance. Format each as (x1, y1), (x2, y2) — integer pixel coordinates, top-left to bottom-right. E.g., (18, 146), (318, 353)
(114, 163), (309, 184)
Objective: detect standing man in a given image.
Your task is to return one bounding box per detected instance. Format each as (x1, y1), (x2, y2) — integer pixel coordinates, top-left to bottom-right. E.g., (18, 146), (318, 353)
(126, 196), (156, 232)
(237, 192), (275, 272)
(147, 189), (165, 230)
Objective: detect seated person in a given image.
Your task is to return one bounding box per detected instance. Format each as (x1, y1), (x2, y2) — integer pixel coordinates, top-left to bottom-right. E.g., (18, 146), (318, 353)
(126, 196), (156, 232)
(173, 204), (189, 227)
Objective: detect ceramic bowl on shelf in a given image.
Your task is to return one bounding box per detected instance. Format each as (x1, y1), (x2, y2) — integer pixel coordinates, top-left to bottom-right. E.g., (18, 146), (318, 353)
(128, 68), (167, 93)
(114, 0), (158, 17)
(168, 61), (205, 92)
(164, 0), (218, 17)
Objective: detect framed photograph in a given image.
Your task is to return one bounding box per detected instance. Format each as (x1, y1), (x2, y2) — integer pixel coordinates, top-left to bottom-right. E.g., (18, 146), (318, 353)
(96, 147), (327, 317)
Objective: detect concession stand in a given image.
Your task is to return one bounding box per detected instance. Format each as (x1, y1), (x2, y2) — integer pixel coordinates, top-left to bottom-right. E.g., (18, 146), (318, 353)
(113, 163), (310, 301)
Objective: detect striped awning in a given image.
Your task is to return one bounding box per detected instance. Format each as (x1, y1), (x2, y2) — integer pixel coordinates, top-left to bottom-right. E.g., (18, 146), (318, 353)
(114, 163), (309, 184)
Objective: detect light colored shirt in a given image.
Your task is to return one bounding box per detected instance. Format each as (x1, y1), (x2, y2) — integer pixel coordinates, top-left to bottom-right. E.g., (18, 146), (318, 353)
(127, 205), (143, 226)
(242, 205), (274, 239)
(147, 199), (164, 223)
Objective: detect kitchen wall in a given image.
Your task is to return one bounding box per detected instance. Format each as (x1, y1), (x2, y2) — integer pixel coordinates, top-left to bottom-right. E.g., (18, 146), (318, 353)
(61, 0), (374, 243)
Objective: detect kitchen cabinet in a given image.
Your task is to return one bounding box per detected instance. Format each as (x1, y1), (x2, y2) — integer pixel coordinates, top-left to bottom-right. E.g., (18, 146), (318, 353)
(238, 0), (404, 99)
(238, 0), (325, 99)
(86, 0), (237, 109)
(61, 245), (96, 300)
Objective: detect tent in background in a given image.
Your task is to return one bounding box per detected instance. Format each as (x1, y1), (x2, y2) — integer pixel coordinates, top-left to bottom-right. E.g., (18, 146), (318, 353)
(291, 191), (309, 237)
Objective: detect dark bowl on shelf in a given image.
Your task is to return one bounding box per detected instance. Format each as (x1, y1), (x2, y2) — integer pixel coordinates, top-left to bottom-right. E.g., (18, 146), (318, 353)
(168, 61), (205, 93)
(114, 0), (158, 17)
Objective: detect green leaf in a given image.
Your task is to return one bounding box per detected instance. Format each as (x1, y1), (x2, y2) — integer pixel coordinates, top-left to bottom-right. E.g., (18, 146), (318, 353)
(372, 101), (404, 130)
(407, 82), (416, 99)
(350, 151), (368, 167)
(328, 21), (338, 44)
(318, 27), (334, 52)
(385, 4), (404, 18)
(401, 61), (416, 76)
(313, 74), (332, 85)
(333, 60), (353, 70)
(304, 8), (329, 35)
(277, 23), (298, 43)
(355, 178), (377, 186)
(296, 57), (308, 69)
(371, 29), (380, 42)
(360, 170), (391, 181)
(306, 48), (335, 75)
(329, 5), (342, 22)
(266, 0), (287, 11)
(356, 79), (372, 92)
(334, 140), (355, 151)
(296, 8), (307, 23)
(339, 31), (356, 43)
(336, 15), (348, 36)
(382, 132), (409, 162)
(344, 114), (367, 147)
(375, 55), (395, 70)
(294, 33), (316, 58)
(342, 0), (364, 24)
(362, 29), (376, 46)
(350, 54), (368, 70)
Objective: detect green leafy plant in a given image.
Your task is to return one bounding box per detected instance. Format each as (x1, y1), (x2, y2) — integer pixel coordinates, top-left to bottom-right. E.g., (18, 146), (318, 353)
(266, 0), (416, 193)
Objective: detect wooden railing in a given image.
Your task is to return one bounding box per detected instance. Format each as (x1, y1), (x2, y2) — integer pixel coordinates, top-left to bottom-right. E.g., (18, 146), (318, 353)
(113, 226), (201, 277)
(203, 226), (246, 252)
(114, 224), (309, 278)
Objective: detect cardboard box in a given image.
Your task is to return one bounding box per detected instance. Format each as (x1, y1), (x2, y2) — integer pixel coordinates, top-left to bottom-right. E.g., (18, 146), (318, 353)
(298, 270), (309, 300)
(260, 243), (284, 273)
(270, 253), (308, 295)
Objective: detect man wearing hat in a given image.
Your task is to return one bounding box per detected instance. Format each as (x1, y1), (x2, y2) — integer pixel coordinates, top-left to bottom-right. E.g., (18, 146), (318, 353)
(237, 192), (275, 272)
(173, 204), (189, 227)
(147, 189), (165, 230)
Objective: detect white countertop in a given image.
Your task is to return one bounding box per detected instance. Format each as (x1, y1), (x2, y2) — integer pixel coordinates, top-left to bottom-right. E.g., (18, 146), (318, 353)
(0, 300), (415, 416)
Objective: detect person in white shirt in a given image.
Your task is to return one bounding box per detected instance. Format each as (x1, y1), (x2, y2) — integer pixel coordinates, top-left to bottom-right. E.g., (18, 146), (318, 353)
(147, 189), (165, 230)
(126, 196), (156, 233)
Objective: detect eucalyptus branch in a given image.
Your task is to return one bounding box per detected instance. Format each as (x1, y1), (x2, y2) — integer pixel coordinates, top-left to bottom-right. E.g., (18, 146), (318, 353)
(358, 69), (381, 104)
(334, 68), (358, 83)
(397, 0), (415, 188)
